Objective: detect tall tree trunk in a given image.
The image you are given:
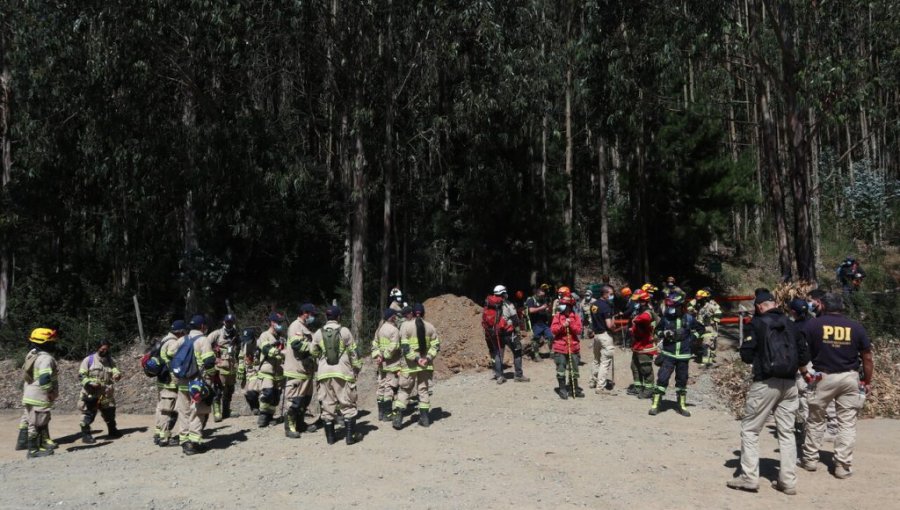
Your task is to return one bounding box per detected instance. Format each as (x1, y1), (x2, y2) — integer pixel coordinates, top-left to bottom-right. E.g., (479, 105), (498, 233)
(758, 75), (792, 281)
(0, 63), (10, 324)
(350, 125), (367, 340)
(380, 0), (394, 310)
(564, 64), (574, 282)
(598, 138), (609, 274)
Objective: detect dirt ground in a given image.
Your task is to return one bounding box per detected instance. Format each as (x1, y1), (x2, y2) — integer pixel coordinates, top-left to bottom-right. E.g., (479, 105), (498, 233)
(1, 340), (898, 510)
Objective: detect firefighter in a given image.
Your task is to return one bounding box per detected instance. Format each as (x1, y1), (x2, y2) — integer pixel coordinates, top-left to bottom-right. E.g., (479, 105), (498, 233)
(207, 314), (240, 421)
(283, 304), (318, 438)
(19, 328), (59, 459)
(393, 303), (441, 428)
(628, 290), (658, 399)
(155, 320), (184, 447)
(237, 327), (261, 415)
(551, 295), (584, 399)
(78, 339), (123, 443)
(256, 312), (286, 428)
(373, 307), (402, 421)
(166, 314), (216, 455)
(695, 288), (723, 366)
(311, 306), (362, 444)
(649, 295), (704, 417)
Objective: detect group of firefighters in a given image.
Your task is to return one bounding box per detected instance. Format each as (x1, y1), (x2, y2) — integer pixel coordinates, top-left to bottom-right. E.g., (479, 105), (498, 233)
(483, 277), (722, 417)
(15, 290), (441, 458)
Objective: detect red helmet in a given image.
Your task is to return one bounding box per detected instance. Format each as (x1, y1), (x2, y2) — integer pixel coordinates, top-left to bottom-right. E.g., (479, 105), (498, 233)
(558, 286), (572, 297)
(632, 289), (651, 302)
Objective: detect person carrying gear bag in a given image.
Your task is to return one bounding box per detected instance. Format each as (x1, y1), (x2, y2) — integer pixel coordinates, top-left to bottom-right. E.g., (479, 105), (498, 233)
(256, 312), (287, 428)
(18, 328), (59, 459)
(551, 295), (583, 399)
(524, 284), (553, 361)
(393, 303), (441, 428)
(798, 293), (874, 479)
(727, 290), (809, 495)
(311, 306), (362, 444)
(648, 295), (704, 417)
(165, 314), (216, 456)
(78, 339), (123, 443)
(155, 320), (186, 447)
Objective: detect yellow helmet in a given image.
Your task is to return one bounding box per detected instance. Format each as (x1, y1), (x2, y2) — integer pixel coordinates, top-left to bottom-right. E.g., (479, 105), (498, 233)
(696, 289), (711, 300)
(641, 283), (658, 293)
(29, 328), (58, 344)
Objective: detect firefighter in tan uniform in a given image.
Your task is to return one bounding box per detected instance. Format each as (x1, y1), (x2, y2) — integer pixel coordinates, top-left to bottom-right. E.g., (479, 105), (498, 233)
(392, 303), (440, 429)
(165, 314), (216, 455)
(372, 308), (402, 421)
(154, 321), (185, 447)
(237, 327), (261, 415)
(310, 306), (362, 445)
(256, 312), (286, 428)
(283, 304), (318, 438)
(207, 314), (240, 421)
(78, 339), (123, 443)
(19, 328), (59, 459)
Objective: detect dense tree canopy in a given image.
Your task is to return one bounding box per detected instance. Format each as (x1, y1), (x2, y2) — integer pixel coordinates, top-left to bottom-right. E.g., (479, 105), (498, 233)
(1, 1), (898, 353)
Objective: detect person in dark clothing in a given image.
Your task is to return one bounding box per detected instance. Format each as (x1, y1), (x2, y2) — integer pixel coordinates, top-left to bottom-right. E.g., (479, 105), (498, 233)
(837, 257), (865, 294)
(727, 290), (810, 496)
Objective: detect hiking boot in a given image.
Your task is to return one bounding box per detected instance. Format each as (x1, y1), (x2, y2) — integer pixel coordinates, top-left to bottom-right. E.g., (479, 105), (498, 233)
(418, 410), (431, 428)
(182, 441), (201, 456)
(604, 380), (615, 391)
(726, 476), (759, 492)
(835, 465), (853, 479)
(153, 435), (160, 446)
(772, 481), (797, 495)
(345, 418), (359, 444)
(106, 424), (122, 439)
(158, 436), (172, 447)
(573, 386), (585, 398)
(496, 377), (506, 385)
(797, 459), (818, 472)
(324, 421), (337, 445)
(514, 376), (530, 383)
(392, 411), (403, 430)
(257, 412), (272, 428)
(555, 377), (569, 400)
(26, 435), (53, 459)
(377, 401), (387, 422)
(639, 388), (655, 399)
(15, 428), (28, 451)
(81, 424), (96, 445)
(626, 385), (639, 396)
(41, 428), (58, 450)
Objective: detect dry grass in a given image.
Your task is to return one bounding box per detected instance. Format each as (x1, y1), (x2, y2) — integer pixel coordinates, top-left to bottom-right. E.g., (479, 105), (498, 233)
(711, 358), (752, 419)
(862, 339), (900, 418)
(772, 280), (817, 308)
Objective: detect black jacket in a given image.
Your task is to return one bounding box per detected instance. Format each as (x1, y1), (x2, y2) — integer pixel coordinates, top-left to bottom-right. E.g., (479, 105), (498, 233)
(739, 309), (810, 381)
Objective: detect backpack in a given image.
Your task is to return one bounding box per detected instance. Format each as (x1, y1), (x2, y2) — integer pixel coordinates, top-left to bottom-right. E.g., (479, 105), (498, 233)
(759, 314), (799, 378)
(482, 295), (511, 336)
(169, 336), (200, 380)
(322, 327), (342, 366)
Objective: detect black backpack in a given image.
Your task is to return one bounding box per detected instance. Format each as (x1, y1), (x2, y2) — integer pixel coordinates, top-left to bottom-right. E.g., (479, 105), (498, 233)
(759, 314), (799, 378)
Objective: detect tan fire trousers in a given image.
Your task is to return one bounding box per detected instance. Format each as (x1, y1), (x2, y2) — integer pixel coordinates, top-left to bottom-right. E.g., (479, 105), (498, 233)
(802, 371), (864, 469)
(175, 389), (207, 443)
(318, 378), (358, 423)
(739, 378), (798, 488)
(155, 388), (178, 440)
(590, 332), (614, 386)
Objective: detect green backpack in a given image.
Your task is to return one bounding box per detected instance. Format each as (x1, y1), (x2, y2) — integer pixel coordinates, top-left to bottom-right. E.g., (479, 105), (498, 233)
(322, 327), (342, 365)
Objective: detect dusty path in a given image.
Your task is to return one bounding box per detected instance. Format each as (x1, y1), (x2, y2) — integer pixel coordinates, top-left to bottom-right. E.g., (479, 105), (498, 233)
(1, 345), (898, 510)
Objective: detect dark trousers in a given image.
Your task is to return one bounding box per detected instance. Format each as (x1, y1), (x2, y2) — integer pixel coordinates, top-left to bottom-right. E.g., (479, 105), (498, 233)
(655, 355), (689, 392)
(493, 334), (523, 378)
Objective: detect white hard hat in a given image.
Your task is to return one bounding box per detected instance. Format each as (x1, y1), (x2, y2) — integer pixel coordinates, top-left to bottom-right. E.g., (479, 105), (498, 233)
(493, 285), (508, 295)
(390, 288), (402, 297)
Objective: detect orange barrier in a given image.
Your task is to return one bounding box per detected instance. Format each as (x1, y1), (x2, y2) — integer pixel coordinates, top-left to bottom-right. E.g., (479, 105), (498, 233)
(721, 316), (751, 324)
(717, 295), (755, 302)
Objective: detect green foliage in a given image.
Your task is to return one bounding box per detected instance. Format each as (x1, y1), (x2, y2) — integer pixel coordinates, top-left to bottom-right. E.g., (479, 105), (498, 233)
(842, 162), (900, 243)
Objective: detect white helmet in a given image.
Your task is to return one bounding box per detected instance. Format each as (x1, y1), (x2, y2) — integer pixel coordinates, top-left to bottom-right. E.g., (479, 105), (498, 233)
(493, 285), (508, 295)
(390, 288), (402, 298)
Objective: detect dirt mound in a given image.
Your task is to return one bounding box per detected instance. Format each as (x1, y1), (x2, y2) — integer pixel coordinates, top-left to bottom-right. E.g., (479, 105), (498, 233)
(423, 294), (491, 378)
(0, 343), (159, 414)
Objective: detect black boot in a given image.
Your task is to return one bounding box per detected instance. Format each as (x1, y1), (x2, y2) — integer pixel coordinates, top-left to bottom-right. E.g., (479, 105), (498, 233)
(182, 441), (200, 456)
(81, 423), (96, 444)
(555, 377), (569, 400)
(377, 401), (387, 422)
(15, 428), (28, 451)
(392, 407), (403, 430)
(257, 412), (272, 428)
(284, 409), (301, 439)
(418, 409), (431, 428)
(26, 433), (53, 459)
(573, 384), (585, 398)
(324, 421), (336, 445)
(102, 408), (122, 438)
(41, 424), (58, 450)
(246, 392), (260, 415)
(345, 417), (358, 445)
